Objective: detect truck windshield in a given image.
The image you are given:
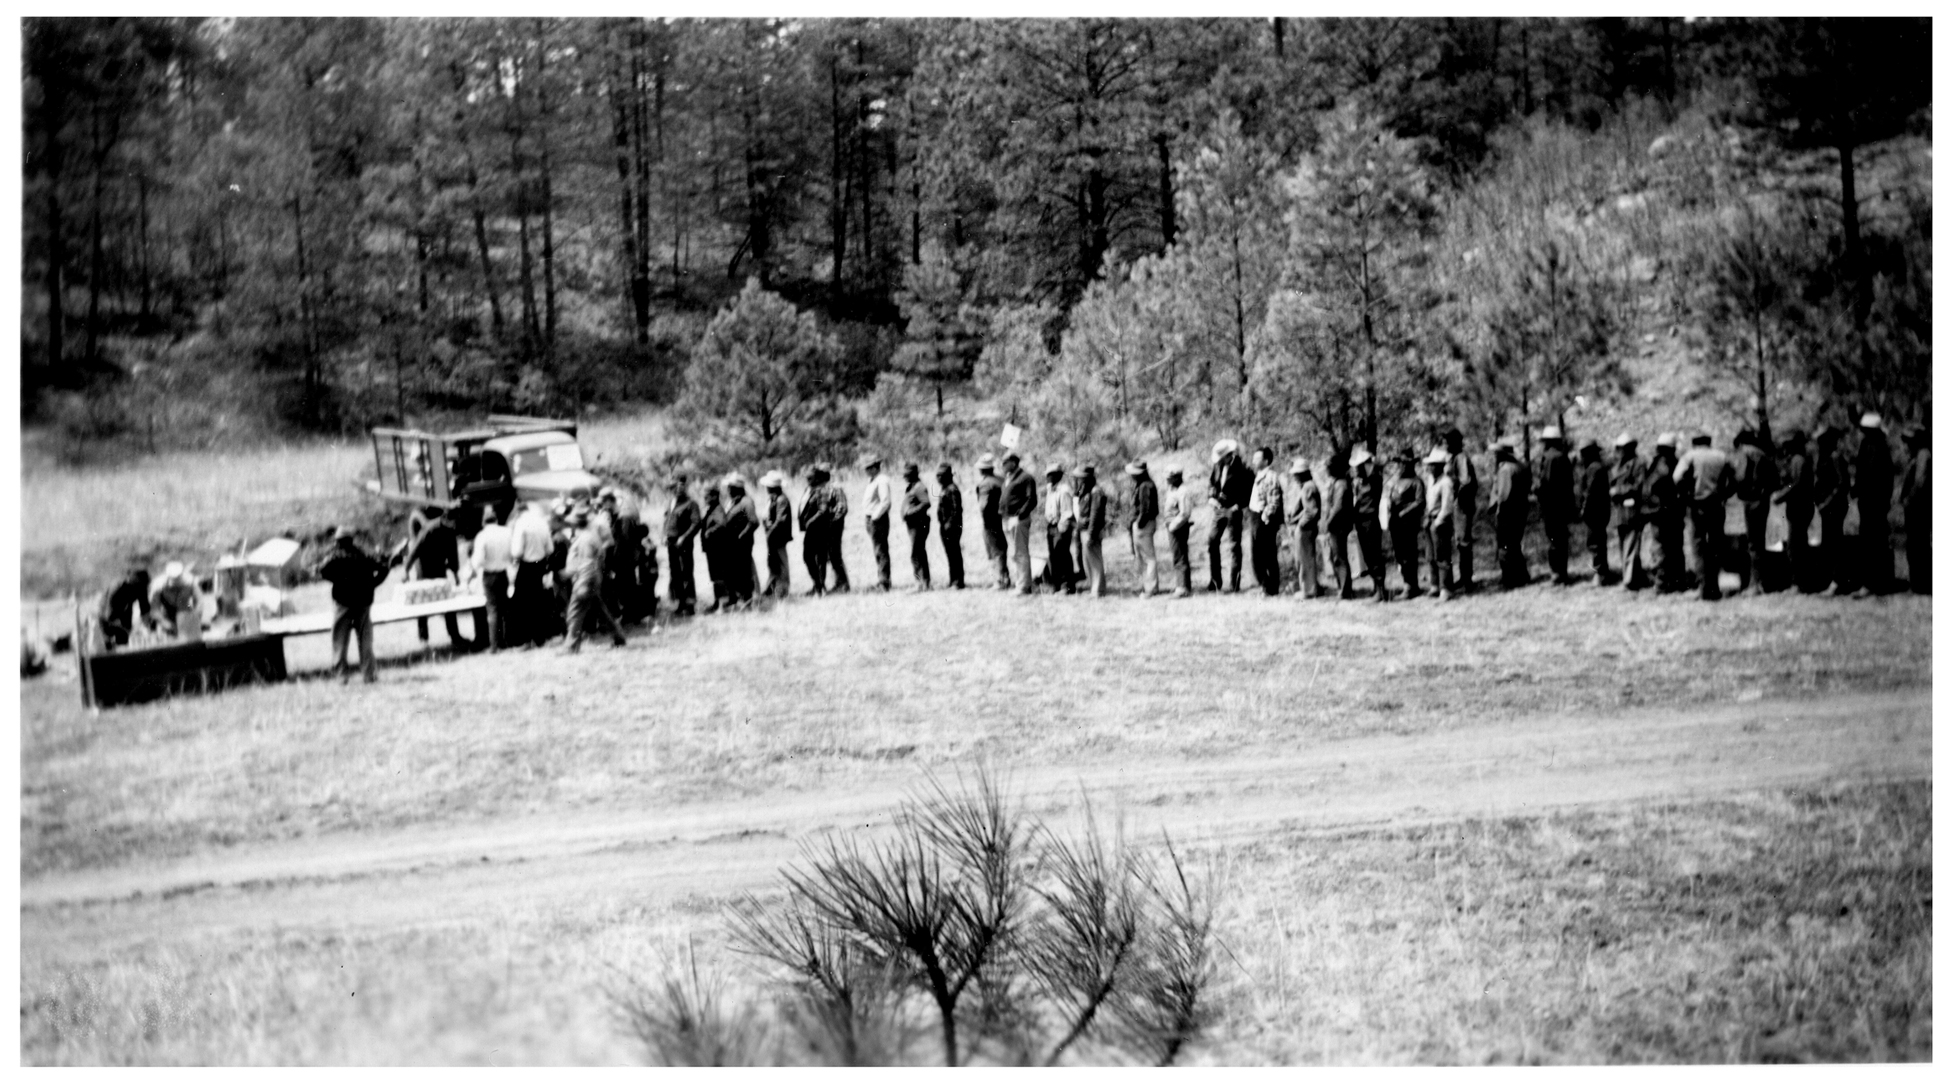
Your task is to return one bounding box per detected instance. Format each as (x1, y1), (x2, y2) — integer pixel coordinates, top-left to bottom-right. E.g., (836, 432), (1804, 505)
(511, 443), (584, 476)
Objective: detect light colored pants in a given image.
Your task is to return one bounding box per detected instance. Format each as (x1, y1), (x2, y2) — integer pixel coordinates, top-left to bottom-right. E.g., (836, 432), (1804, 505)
(1005, 516), (1034, 594)
(1132, 525), (1158, 593)
(1082, 536), (1106, 595)
(1294, 527), (1320, 596)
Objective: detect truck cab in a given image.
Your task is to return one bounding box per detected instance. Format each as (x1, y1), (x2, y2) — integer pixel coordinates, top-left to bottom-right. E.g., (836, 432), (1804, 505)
(367, 415), (603, 535)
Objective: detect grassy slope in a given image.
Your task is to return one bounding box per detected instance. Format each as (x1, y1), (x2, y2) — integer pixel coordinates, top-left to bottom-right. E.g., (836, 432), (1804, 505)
(21, 781), (1929, 1064)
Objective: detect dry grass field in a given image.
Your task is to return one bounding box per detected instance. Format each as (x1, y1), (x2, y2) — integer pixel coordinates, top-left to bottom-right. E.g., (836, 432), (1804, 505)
(17, 416), (1933, 1065)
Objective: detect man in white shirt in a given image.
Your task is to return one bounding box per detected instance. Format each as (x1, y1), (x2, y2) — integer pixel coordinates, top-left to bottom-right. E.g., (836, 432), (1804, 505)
(860, 454), (895, 591)
(1163, 468), (1195, 598)
(1425, 449), (1456, 601)
(509, 500), (555, 647)
(470, 506), (516, 650)
(1042, 464), (1078, 592)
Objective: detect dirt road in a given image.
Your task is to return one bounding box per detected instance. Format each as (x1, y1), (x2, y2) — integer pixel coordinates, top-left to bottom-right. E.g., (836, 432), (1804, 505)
(22, 688), (1929, 955)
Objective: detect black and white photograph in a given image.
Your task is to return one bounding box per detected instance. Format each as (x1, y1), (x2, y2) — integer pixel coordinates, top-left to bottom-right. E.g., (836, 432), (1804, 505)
(13, 12), (1933, 1065)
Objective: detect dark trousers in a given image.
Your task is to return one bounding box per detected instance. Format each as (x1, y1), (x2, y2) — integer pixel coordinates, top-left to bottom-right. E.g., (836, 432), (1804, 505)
(824, 526), (851, 591)
(869, 515), (892, 589)
(1741, 503), (1769, 593)
(666, 541), (696, 613)
(767, 540), (791, 598)
(331, 603), (377, 681)
(1496, 509), (1529, 589)
(513, 561), (549, 644)
(481, 570), (510, 650)
(1455, 499), (1477, 587)
(1543, 515), (1572, 582)
(1654, 516), (1685, 591)
(1819, 506), (1848, 591)
(1785, 515), (1814, 591)
(1690, 501), (1727, 599)
(1857, 505), (1892, 593)
(1170, 524), (1192, 593)
(1392, 517), (1422, 596)
(1906, 510), (1930, 594)
(1355, 517), (1388, 598)
(1430, 522), (1454, 595)
(803, 530), (828, 593)
(1329, 528), (1354, 598)
(1248, 512), (1280, 596)
(703, 548), (727, 609)
(1046, 523), (1075, 591)
(1207, 506), (1244, 590)
(942, 528), (964, 588)
(1586, 517), (1613, 581)
(907, 518), (932, 588)
(983, 521), (1010, 588)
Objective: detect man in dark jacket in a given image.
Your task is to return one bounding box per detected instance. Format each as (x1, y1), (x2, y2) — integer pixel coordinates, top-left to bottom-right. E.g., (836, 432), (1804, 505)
(1732, 429), (1776, 594)
(1851, 413), (1894, 596)
(1899, 425), (1930, 595)
(1610, 434), (1649, 590)
(1324, 453), (1356, 600)
(1444, 429), (1481, 592)
(1247, 447), (1284, 597)
(1674, 433), (1737, 601)
(403, 506), (470, 647)
(797, 463), (839, 594)
(936, 462), (966, 589)
(319, 526), (390, 682)
(1645, 434), (1685, 593)
(1812, 424), (1852, 594)
(1000, 452), (1037, 595)
(761, 471), (794, 599)
(1575, 439), (1616, 585)
(1126, 460), (1161, 597)
(1536, 425), (1575, 586)
(1384, 450), (1425, 599)
(1351, 445), (1390, 602)
(1076, 465), (1111, 596)
(1773, 430), (1815, 592)
(902, 462), (933, 590)
(663, 473), (702, 617)
(1206, 439), (1253, 593)
(699, 486), (730, 612)
(723, 475), (761, 606)
(98, 565), (153, 648)
(1491, 439), (1531, 590)
(974, 453), (1010, 590)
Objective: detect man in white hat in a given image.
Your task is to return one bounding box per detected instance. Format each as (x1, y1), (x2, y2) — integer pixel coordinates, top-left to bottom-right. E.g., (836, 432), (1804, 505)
(1536, 425), (1575, 585)
(975, 453), (1011, 590)
(1852, 412), (1894, 596)
(1287, 457), (1323, 598)
(1206, 439), (1253, 593)
(861, 454), (895, 591)
(723, 474), (761, 606)
(1424, 449), (1455, 600)
(1609, 433), (1650, 589)
(1490, 439), (1531, 589)
(1350, 444), (1390, 601)
(1126, 460), (1160, 597)
(1247, 446), (1285, 596)
(148, 559), (202, 640)
(760, 470), (793, 599)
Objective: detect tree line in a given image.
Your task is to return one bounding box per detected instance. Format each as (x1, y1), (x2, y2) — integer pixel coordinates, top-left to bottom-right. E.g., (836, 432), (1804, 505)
(20, 17), (1931, 463)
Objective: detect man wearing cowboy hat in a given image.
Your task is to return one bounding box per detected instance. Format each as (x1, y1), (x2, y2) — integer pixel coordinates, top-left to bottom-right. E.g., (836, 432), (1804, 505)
(564, 509), (627, 652)
(936, 462), (966, 589)
(1773, 429), (1815, 591)
(1898, 423), (1930, 595)
(1674, 433), (1737, 600)
(1732, 429), (1776, 594)
(1575, 438), (1618, 586)
(98, 562), (154, 648)
(1206, 438), (1253, 593)
(1163, 466), (1195, 597)
(1490, 438), (1531, 590)
(999, 452), (1037, 594)
(1350, 444), (1390, 601)
(1536, 425), (1576, 586)
(900, 462), (934, 591)
(861, 454), (896, 591)
(760, 470), (794, 599)
(317, 528), (389, 681)
(1323, 452), (1356, 599)
(149, 559), (203, 640)
(1384, 450), (1425, 598)
(699, 483), (730, 612)
(1042, 462), (1077, 592)
(1287, 456), (1323, 598)
(1126, 459), (1160, 597)
(799, 463), (850, 595)
(1075, 465), (1111, 596)
(1424, 449), (1455, 600)
(1811, 424), (1851, 594)
(1609, 433), (1650, 590)
(975, 453), (1011, 590)
(663, 471), (703, 617)
(1644, 433), (1684, 593)
(1852, 412), (1895, 596)
(1246, 447), (1284, 597)
(1443, 428), (1480, 591)
(723, 474), (761, 607)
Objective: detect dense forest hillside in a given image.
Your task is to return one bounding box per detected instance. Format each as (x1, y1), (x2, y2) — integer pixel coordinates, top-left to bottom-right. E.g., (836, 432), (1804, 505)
(19, 17), (1931, 466)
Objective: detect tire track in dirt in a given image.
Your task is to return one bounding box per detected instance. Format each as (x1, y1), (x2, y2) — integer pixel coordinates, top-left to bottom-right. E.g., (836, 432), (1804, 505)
(21, 689), (1929, 952)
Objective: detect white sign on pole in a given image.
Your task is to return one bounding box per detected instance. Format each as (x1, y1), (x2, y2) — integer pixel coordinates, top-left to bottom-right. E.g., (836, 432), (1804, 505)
(1000, 423), (1022, 450)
